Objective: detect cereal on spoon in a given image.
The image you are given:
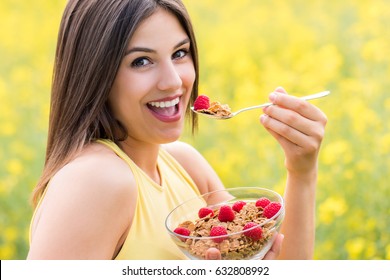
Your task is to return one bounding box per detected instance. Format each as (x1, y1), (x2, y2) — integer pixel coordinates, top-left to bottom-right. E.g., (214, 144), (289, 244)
(193, 95), (232, 118)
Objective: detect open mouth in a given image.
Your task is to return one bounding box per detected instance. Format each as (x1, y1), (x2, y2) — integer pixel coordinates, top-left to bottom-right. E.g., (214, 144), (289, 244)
(147, 97), (180, 118)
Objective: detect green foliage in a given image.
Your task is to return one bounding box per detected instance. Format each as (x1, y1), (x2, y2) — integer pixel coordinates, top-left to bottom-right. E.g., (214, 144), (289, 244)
(1, 0), (389, 259)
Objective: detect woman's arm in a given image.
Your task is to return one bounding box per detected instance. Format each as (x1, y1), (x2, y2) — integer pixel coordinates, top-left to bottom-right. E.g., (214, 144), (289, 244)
(260, 87), (327, 259)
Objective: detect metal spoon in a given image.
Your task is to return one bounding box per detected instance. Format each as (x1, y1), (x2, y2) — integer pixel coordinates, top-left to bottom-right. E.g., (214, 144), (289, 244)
(191, 90), (330, 120)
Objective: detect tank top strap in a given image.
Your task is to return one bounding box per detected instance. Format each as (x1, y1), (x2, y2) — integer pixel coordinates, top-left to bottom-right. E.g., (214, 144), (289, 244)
(96, 138), (142, 170)
(96, 139), (162, 189)
(96, 139), (132, 164)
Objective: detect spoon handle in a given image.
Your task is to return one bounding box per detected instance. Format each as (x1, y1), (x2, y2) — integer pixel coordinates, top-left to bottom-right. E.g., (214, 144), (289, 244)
(235, 90), (330, 115)
(300, 90), (330, 101)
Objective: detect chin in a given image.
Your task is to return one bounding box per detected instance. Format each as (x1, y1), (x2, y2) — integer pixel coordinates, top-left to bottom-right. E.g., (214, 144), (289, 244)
(161, 132), (181, 144)
(157, 126), (183, 144)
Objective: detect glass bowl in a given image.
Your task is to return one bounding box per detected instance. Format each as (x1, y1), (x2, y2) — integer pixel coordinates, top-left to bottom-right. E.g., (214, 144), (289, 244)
(165, 187), (284, 260)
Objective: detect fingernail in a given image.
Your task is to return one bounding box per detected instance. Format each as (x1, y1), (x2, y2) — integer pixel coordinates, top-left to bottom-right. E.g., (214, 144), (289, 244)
(275, 86), (286, 93)
(269, 93), (277, 103)
(260, 114), (267, 123)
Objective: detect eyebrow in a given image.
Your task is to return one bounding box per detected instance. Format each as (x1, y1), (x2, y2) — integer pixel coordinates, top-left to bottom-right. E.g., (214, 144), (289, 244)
(124, 38), (190, 56)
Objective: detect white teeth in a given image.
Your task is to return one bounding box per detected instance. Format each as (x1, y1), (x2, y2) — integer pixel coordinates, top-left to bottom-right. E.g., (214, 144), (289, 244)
(149, 97), (180, 108)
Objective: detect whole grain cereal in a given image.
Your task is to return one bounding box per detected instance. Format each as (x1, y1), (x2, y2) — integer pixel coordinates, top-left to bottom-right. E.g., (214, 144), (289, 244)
(174, 201), (281, 259)
(197, 101), (232, 117)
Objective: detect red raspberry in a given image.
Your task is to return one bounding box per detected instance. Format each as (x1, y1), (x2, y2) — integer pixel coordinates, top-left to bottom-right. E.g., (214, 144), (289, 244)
(218, 205), (235, 222)
(263, 202), (282, 219)
(198, 207), (214, 218)
(243, 222), (263, 241)
(209, 226), (228, 243)
(193, 95), (210, 111)
(232, 201), (246, 212)
(173, 227), (191, 241)
(255, 197), (271, 208)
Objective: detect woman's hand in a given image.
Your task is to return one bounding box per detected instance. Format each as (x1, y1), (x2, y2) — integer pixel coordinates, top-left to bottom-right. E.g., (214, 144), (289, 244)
(262, 232), (284, 260)
(205, 233), (284, 260)
(260, 86), (327, 259)
(260, 87), (327, 175)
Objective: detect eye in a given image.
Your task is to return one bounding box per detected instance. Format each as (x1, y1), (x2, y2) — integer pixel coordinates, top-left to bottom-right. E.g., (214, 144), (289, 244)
(172, 49), (189, 60)
(131, 57), (152, 68)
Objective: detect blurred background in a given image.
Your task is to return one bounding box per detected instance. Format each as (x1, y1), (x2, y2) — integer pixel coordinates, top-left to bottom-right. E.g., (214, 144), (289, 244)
(0, 0), (389, 259)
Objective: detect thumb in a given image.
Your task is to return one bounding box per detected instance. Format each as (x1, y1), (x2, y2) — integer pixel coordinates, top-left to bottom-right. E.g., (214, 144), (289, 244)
(205, 248), (221, 260)
(263, 233), (284, 260)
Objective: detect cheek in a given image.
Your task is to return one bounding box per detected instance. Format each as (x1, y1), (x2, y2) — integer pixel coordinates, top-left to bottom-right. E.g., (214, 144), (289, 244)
(109, 76), (139, 120)
(110, 71), (149, 107)
(181, 64), (196, 88)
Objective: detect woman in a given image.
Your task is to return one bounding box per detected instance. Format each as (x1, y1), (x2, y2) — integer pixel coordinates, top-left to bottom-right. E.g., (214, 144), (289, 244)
(28, 0), (326, 260)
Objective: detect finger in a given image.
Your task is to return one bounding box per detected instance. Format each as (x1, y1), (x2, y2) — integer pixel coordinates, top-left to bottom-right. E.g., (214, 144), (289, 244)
(268, 87), (314, 139)
(261, 110), (326, 151)
(263, 233), (284, 260)
(269, 92), (327, 123)
(260, 114), (312, 148)
(261, 120), (294, 149)
(205, 247), (221, 260)
(263, 104), (318, 137)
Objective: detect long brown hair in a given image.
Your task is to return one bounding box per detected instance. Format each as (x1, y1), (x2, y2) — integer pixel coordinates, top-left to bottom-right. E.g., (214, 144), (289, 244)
(32, 0), (199, 207)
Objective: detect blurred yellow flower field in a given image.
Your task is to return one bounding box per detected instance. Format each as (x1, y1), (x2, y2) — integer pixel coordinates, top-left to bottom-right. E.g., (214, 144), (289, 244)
(1, 0), (389, 259)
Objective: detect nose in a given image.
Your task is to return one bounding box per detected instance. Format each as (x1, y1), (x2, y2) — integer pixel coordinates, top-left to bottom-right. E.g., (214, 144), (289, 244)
(157, 61), (182, 92)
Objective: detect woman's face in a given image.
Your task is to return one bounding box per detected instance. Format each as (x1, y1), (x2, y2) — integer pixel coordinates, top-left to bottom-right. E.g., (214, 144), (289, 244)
(109, 8), (195, 145)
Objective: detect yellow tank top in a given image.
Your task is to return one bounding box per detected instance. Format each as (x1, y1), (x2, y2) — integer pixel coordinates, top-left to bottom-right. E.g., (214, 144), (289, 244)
(96, 139), (201, 259)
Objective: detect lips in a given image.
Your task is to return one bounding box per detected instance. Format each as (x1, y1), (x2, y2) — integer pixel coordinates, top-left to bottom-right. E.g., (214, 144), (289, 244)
(147, 96), (181, 122)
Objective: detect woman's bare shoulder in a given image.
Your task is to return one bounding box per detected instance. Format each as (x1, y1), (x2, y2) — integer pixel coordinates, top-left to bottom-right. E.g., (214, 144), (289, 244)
(28, 142), (136, 259)
(52, 142), (136, 197)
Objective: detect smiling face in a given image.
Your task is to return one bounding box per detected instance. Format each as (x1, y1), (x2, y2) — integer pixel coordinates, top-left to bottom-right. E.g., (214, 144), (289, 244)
(109, 8), (195, 145)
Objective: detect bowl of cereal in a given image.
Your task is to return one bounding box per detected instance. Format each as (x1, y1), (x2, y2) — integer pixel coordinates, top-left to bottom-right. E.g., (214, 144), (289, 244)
(165, 187), (284, 260)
